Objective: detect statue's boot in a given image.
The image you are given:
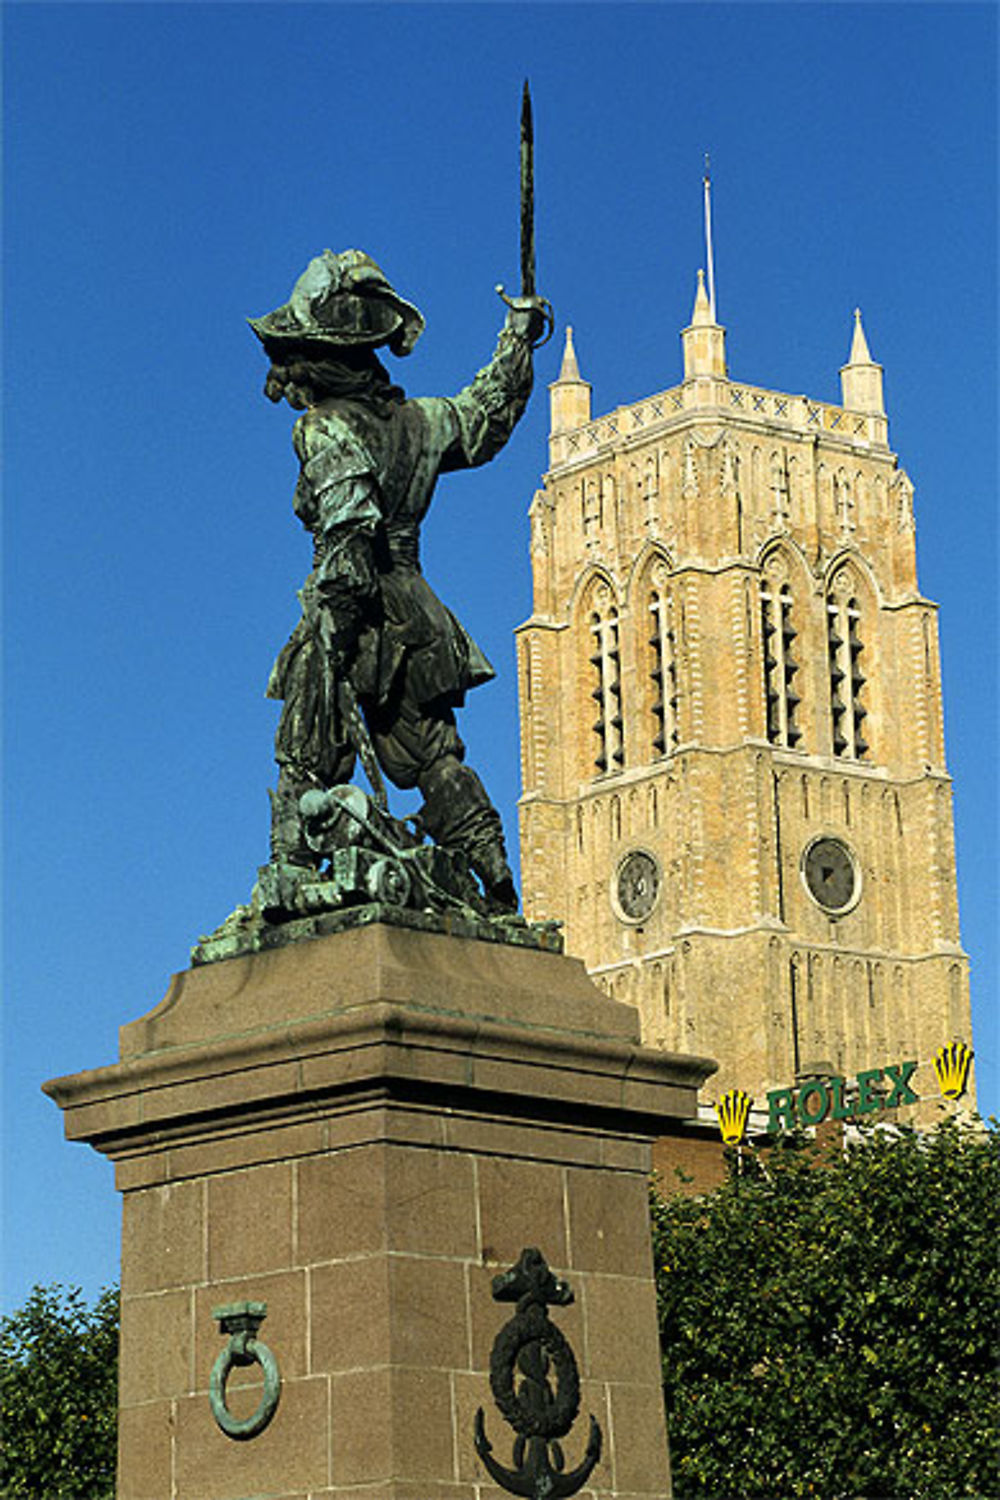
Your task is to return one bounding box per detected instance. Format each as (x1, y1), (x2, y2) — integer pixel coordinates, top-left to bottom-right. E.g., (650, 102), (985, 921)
(269, 766), (320, 868)
(417, 755), (518, 913)
(470, 840), (519, 915)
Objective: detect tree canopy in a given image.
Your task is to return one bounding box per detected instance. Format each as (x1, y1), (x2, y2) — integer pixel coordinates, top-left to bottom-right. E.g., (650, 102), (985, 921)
(652, 1115), (1000, 1500)
(1, 1283), (118, 1500)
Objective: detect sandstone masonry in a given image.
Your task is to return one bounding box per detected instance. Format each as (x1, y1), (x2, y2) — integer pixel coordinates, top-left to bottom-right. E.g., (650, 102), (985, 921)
(517, 282), (973, 1115)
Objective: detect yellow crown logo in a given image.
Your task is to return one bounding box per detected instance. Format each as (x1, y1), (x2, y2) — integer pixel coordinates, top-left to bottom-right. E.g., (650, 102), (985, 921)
(932, 1041), (973, 1101)
(716, 1088), (752, 1146)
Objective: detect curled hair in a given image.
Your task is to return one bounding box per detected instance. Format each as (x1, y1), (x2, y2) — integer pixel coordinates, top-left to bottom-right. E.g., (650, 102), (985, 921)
(263, 346), (404, 412)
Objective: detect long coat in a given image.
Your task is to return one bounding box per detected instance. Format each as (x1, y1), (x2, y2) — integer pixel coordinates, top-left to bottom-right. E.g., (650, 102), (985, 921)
(268, 324), (534, 784)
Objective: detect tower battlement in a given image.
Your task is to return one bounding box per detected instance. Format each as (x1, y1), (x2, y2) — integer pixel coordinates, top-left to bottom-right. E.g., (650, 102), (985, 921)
(549, 377), (890, 473)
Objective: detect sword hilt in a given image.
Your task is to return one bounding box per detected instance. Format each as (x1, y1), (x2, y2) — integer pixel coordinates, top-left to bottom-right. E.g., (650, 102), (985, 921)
(495, 285), (554, 349)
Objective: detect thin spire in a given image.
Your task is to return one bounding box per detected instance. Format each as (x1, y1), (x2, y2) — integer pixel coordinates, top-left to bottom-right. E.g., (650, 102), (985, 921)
(549, 323), (591, 435)
(691, 268), (713, 326)
(558, 324), (582, 382)
(848, 307), (873, 365)
(840, 306), (884, 415)
(703, 153), (717, 321)
(683, 268), (727, 379)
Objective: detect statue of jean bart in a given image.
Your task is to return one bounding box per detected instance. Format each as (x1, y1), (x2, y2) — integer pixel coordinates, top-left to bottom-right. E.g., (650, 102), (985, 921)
(194, 250), (554, 964)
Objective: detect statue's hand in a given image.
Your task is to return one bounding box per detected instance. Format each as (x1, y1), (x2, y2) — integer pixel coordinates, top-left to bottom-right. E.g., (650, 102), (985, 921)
(308, 532), (376, 668)
(303, 586), (359, 670)
(502, 294), (553, 348)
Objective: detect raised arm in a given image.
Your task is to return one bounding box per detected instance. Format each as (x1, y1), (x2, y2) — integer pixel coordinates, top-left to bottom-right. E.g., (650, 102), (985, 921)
(435, 298), (550, 472)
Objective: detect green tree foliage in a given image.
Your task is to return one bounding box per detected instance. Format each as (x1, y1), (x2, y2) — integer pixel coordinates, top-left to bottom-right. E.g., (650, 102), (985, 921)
(652, 1117), (1000, 1500)
(0, 1284), (118, 1500)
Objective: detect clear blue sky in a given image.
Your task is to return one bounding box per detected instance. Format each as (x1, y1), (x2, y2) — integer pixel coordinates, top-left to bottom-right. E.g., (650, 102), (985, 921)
(4, 2), (997, 1315)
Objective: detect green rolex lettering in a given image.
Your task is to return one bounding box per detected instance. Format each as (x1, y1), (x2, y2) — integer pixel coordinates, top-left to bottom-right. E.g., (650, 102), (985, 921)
(829, 1075), (853, 1120)
(883, 1060), (919, 1109)
(767, 1087), (797, 1133)
(796, 1080), (830, 1127)
(855, 1068), (884, 1115)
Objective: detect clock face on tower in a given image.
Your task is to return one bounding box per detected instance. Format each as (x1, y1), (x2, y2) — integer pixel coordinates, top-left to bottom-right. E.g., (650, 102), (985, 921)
(614, 849), (661, 923)
(802, 836), (860, 915)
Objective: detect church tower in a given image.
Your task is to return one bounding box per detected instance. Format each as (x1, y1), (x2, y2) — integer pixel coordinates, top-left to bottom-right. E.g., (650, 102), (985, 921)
(516, 277), (973, 1110)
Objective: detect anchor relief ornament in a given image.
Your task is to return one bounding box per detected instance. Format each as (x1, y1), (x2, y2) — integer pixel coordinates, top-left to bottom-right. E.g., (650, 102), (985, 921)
(474, 1247), (602, 1499)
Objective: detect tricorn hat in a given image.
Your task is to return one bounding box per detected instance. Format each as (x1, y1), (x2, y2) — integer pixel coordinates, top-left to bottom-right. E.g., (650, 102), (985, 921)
(249, 249), (424, 357)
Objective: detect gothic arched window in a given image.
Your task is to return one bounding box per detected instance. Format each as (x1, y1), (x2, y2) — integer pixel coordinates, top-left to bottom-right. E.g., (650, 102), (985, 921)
(827, 585), (869, 759)
(648, 585), (679, 757)
(761, 578), (802, 749)
(643, 457), (659, 531)
(589, 588), (623, 774)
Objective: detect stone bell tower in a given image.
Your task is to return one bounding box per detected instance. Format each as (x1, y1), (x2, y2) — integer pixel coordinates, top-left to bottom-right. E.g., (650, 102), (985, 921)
(516, 277), (973, 1109)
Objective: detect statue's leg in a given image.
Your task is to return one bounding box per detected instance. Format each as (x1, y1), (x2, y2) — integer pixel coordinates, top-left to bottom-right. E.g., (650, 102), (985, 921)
(416, 753), (518, 913)
(270, 631), (357, 866)
(367, 684), (517, 912)
(269, 764), (319, 867)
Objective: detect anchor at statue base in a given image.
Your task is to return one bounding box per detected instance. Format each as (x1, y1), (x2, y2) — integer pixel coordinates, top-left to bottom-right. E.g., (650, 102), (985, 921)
(474, 1247), (603, 1500)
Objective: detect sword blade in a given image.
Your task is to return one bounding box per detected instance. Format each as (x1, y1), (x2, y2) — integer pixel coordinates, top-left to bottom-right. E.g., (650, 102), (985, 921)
(337, 676), (388, 813)
(520, 79), (535, 297)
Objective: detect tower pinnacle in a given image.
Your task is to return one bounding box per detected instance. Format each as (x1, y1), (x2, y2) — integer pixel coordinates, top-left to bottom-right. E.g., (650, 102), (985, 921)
(683, 270), (727, 380)
(840, 307), (885, 415)
(692, 269), (714, 326)
(549, 323), (591, 434)
(558, 324), (582, 382)
(849, 307), (872, 363)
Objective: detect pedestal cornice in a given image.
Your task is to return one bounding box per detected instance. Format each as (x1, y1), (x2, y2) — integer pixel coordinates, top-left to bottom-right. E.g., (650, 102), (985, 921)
(44, 924), (716, 1190)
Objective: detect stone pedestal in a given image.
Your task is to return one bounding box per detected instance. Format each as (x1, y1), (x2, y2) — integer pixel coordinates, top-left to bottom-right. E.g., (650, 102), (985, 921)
(45, 924), (715, 1500)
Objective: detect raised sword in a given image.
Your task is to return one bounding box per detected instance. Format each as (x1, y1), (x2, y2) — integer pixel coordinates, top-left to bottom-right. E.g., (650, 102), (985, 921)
(497, 80), (553, 344)
(520, 78), (536, 297)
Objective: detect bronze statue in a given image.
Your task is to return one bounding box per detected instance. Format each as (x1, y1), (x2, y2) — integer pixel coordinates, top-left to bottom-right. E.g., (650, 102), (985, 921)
(249, 249), (550, 917)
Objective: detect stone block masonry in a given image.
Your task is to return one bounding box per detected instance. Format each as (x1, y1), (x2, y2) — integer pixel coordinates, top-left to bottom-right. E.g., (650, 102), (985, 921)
(45, 922), (715, 1500)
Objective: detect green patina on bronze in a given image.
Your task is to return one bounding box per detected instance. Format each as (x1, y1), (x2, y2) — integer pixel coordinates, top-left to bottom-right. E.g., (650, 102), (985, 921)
(196, 236), (553, 964)
(209, 1302), (280, 1442)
